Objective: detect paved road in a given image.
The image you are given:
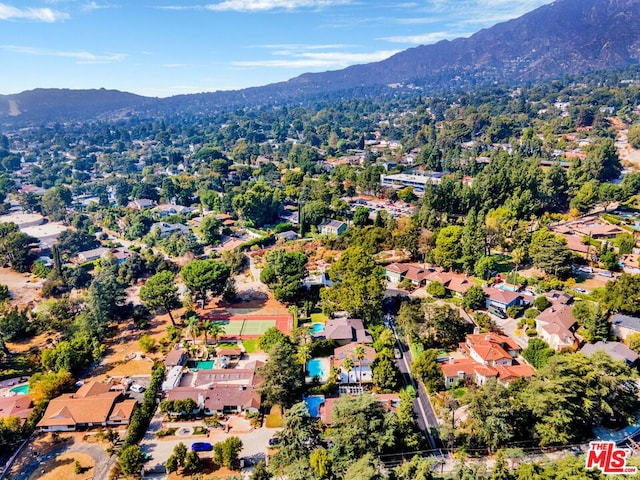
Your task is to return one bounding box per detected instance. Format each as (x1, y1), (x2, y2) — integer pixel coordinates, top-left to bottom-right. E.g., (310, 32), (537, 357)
(387, 318), (440, 450)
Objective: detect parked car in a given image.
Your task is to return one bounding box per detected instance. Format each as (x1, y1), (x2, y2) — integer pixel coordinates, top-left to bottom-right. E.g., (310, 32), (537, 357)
(130, 384), (145, 393)
(573, 287), (588, 294)
(393, 348), (403, 359)
(268, 437), (281, 446)
(191, 442), (213, 452)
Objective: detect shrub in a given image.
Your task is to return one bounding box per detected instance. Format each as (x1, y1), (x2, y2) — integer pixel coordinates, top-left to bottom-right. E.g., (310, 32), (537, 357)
(506, 305), (524, 319)
(138, 334), (157, 353)
(0, 284), (10, 302)
(524, 308), (541, 319)
(533, 296), (551, 311)
(427, 281), (447, 298)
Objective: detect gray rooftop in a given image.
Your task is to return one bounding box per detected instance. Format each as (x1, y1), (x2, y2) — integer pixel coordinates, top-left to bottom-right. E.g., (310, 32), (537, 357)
(581, 341), (639, 365)
(612, 314), (640, 332)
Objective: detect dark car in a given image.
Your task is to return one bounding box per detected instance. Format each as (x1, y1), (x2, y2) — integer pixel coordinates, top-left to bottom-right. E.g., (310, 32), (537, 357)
(268, 437), (281, 446)
(191, 442), (213, 452)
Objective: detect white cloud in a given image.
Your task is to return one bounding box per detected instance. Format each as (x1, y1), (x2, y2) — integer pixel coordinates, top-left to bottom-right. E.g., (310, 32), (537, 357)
(0, 3), (69, 22)
(381, 31), (472, 45)
(82, 1), (118, 12)
(0, 45), (127, 64)
(153, 5), (202, 10)
(206, 0), (351, 12)
(233, 49), (399, 68)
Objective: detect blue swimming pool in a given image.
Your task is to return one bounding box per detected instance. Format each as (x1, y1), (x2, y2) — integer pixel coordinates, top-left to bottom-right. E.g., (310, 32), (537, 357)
(304, 395), (325, 418)
(497, 283), (518, 292)
(307, 359), (325, 378)
(310, 323), (325, 334)
(9, 384), (29, 395)
(188, 360), (215, 370)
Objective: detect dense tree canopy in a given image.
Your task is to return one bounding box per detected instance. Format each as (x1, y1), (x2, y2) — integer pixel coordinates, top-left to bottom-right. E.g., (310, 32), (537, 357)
(140, 270), (181, 325)
(181, 259), (230, 306)
(321, 246), (384, 323)
(260, 249), (308, 304)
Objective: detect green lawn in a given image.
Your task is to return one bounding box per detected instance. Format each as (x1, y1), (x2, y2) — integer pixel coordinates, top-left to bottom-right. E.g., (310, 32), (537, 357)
(452, 387), (467, 399)
(265, 406), (283, 428)
(491, 254), (515, 274)
(409, 339), (424, 360)
(242, 339), (260, 353)
(310, 312), (328, 323)
(0, 353), (38, 381)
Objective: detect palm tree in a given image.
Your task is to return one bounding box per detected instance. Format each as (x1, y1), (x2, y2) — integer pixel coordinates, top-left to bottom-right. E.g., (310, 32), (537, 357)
(343, 357), (354, 385)
(185, 316), (200, 347)
(511, 247), (525, 273)
(200, 319), (213, 347)
(207, 323), (225, 345)
(354, 345), (366, 386)
(296, 345), (312, 377)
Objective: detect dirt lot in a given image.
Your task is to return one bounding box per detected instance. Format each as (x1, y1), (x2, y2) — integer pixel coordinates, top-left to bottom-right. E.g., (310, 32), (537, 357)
(33, 452), (94, 480)
(90, 309), (179, 381)
(610, 117), (640, 171)
(0, 267), (43, 308)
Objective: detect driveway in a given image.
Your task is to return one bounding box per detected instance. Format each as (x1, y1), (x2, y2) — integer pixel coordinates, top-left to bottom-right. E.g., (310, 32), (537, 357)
(141, 415), (278, 471)
(493, 315), (529, 349)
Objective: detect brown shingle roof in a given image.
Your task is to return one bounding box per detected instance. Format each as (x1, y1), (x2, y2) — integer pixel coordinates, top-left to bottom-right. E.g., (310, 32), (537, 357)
(0, 395), (33, 422)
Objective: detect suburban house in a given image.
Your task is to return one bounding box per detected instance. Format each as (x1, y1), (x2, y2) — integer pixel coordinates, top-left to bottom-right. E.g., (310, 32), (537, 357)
(384, 264), (473, 295)
(215, 213), (237, 227)
(535, 305), (578, 352)
(429, 272), (474, 297)
(164, 361), (263, 415)
(319, 219), (348, 236)
(164, 348), (188, 369)
(277, 230), (299, 242)
(611, 314), (640, 341)
(563, 234), (595, 257)
(0, 395), (33, 424)
(552, 221), (625, 240)
(128, 198), (156, 210)
(441, 333), (535, 387)
(37, 381), (137, 432)
(545, 290), (574, 306)
(581, 341), (639, 367)
(155, 204), (194, 217)
(620, 254), (640, 275)
(75, 247), (109, 264)
(571, 222), (625, 239)
(483, 287), (531, 313)
(151, 222), (190, 238)
(324, 317), (373, 346)
(333, 343), (376, 384)
(385, 263), (429, 286)
(385, 263), (429, 287)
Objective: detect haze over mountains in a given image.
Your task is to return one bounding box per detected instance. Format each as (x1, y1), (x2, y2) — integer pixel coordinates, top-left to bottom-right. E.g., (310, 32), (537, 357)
(1, 0), (640, 125)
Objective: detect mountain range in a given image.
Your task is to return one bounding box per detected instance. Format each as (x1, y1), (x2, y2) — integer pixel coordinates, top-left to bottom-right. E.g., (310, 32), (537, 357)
(1, 0), (640, 125)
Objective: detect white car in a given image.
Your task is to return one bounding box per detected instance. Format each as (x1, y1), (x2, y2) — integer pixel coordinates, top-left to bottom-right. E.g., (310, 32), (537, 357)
(130, 384), (145, 393)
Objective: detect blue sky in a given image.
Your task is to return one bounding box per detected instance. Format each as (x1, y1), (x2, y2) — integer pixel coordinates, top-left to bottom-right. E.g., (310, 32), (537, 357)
(0, 0), (553, 97)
